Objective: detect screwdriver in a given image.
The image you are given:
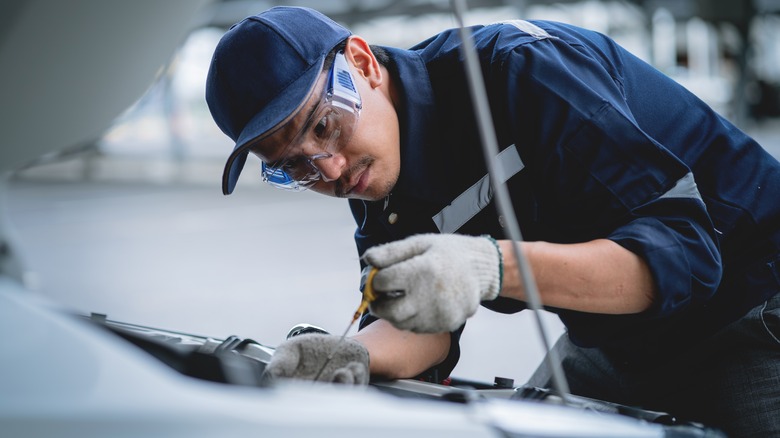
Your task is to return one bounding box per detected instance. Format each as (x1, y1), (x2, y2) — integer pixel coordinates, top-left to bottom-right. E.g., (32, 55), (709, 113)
(312, 266), (379, 382)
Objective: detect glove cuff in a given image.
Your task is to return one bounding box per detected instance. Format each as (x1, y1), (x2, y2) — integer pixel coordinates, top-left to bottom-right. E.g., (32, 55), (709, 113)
(478, 235), (503, 301)
(484, 235), (504, 292)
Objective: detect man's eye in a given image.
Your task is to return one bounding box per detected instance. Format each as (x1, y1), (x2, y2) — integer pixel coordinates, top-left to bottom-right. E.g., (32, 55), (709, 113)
(313, 115), (328, 138)
(314, 109), (342, 139)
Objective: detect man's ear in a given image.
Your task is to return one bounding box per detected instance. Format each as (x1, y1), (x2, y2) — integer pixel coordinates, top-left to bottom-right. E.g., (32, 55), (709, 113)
(344, 36), (382, 88)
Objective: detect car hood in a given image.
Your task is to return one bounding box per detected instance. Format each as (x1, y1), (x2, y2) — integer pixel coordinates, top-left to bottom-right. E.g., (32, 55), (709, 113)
(0, 0), (208, 174)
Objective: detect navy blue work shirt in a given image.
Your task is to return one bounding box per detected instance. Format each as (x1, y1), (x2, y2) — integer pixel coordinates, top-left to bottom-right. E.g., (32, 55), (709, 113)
(350, 20), (780, 380)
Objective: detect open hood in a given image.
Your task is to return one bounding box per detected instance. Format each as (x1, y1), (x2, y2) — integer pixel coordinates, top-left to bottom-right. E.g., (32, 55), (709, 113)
(0, 0), (209, 173)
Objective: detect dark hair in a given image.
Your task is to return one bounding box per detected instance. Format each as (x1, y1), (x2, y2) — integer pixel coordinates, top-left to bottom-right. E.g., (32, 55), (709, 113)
(322, 39), (392, 71)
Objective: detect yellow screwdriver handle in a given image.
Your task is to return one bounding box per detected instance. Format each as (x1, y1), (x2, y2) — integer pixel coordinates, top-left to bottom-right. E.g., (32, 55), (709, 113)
(352, 266), (378, 321)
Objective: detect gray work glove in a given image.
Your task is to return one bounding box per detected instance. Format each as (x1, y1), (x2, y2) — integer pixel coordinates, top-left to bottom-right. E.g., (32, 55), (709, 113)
(264, 334), (369, 385)
(363, 233), (502, 333)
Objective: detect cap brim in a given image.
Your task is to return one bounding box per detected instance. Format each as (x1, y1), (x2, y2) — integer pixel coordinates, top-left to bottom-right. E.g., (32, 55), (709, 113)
(221, 57), (325, 195)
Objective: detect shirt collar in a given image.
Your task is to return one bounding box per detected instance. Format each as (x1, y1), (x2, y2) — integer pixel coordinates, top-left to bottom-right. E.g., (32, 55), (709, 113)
(383, 47), (451, 205)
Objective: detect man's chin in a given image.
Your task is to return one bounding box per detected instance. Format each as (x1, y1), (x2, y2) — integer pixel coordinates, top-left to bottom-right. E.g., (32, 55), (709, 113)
(312, 187), (382, 201)
(348, 192), (383, 201)
(343, 182), (394, 201)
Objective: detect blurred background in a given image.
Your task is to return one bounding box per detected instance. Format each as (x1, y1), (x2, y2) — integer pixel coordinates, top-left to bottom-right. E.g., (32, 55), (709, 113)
(4, 0), (780, 384)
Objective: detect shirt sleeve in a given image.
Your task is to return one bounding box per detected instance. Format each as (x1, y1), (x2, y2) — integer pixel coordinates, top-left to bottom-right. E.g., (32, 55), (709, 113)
(496, 24), (722, 323)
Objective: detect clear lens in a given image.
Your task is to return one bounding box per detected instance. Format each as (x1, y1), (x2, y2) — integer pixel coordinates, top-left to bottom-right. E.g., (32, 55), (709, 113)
(259, 52), (361, 191)
(262, 165), (314, 191)
(261, 162), (304, 191)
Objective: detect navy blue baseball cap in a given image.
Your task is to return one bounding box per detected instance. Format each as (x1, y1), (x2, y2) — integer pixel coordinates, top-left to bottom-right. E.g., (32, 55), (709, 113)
(206, 7), (351, 194)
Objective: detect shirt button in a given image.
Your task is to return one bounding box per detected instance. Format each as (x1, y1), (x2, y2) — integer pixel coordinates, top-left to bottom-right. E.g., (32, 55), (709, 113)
(388, 212), (398, 224)
(498, 215), (506, 228)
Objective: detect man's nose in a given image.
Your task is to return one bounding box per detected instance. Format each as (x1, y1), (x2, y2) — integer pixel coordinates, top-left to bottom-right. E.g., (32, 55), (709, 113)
(315, 153), (346, 182)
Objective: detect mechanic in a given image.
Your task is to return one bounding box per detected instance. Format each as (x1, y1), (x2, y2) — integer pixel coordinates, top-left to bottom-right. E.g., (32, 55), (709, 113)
(206, 6), (780, 436)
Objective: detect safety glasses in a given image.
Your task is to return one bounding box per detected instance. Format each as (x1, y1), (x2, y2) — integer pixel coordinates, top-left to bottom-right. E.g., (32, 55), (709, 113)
(260, 52), (362, 191)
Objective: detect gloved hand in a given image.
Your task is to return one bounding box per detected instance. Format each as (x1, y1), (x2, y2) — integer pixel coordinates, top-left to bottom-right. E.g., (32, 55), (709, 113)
(363, 233), (502, 333)
(263, 334), (369, 385)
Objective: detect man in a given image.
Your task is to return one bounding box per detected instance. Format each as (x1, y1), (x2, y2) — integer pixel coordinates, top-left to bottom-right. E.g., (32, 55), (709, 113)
(206, 6), (780, 436)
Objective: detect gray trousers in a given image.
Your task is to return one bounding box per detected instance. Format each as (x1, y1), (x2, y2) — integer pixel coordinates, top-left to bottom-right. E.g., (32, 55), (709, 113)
(528, 293), (780, 438)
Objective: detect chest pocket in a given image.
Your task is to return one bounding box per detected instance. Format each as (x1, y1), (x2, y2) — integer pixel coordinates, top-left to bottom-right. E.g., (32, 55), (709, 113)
(432, 144), (524, 234)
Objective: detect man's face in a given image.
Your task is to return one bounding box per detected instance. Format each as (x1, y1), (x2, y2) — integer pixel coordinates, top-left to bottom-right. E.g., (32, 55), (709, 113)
(252, 47), (400, 201)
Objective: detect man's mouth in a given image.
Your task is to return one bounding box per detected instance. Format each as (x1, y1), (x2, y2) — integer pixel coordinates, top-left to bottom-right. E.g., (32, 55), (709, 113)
(336, 157), (374, 198)
(347, 166), (370, 196)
